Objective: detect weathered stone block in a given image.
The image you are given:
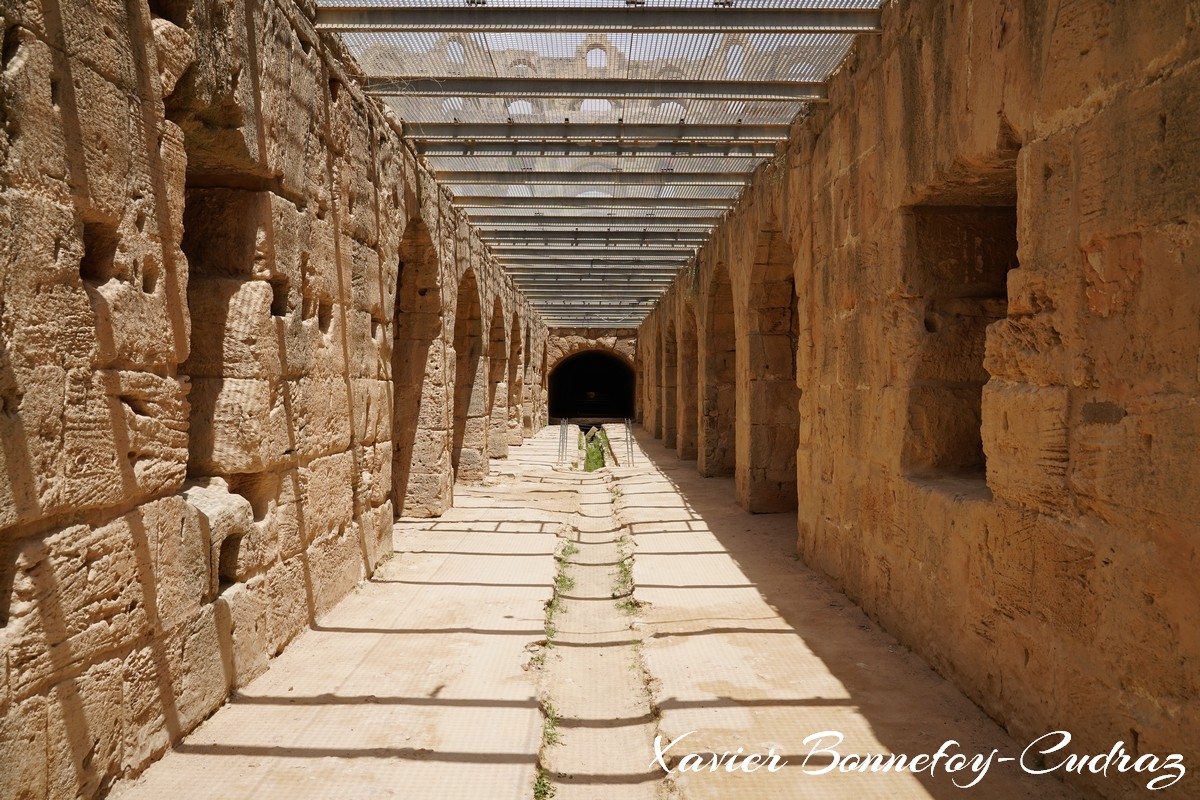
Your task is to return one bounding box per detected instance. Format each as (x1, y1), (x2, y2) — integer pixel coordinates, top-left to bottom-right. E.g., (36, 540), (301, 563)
(187, 378), (290, 475)
(168, 604), (230, 734)
(287, 375), (352, 460)
(7, 519), (149, 698)
(264, 555), (308, 656)
(138, 495), (207, 633)
(180, 478), (254, 598)
(981, 381), (1070, 515)
(356, 442), (392, 509)
(183, 278), (281, 379)
(299, 451), (354, 542)
(0, 695), (47, 800)
(213, 578), (268, 688)
(46, 657), (123, 800)
(307, 524), (363, 620)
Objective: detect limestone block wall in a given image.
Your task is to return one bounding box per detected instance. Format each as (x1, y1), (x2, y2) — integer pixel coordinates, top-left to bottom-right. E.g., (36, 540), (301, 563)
(639, 2), (1199, 797)
(546, 327), (636, 372)
(0, 0), (545, 795)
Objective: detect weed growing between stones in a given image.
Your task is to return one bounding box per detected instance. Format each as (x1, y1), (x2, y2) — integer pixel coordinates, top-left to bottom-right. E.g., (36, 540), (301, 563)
(533, 768), (556, 800)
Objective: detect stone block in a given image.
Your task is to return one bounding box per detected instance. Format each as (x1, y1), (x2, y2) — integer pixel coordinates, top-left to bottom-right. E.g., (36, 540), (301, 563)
(213, 578), (268, 688)
(0, 34), (70, 201)
(187, 377), (290, 475)
(181, 189), (271, 280)
(46, 657), (123, 800)
(307, 524), (363, 620)
(348, 239), (384, 318)
(981, 381), (1070, 515)
(6, 519), (149, 698)
(299, 451), (354, 542)
(358, 502), (392, 572)
(287, 375), (352, 460)
(180, 478), (254, 598)
(351, 378), (391, 446)
(356, 442), (392, 509)
(98, 370), (189, 499)
(273, 468), (304, 559)
(120, 643), (171, 774)
(168, 604), (230, 734)
(0, 695), (47, 800)
(264, 555), (309, 656)
(345, 308), (386, 380)
(183, 278), (281, 379)
(138, 495), (208, 633)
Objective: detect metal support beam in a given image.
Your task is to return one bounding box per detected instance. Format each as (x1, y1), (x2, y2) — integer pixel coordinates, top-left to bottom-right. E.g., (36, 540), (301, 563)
(496, 250), (700, 260)
(403, 122), (790, 142)
(457, 196), (731, 209)
(420, 141), (779, 159)
(516, 284), (675, 291)
(483, 231), (707, 243)
(499, 257), (691, 266)
(368, 76), (825, 103)
(508, 272), (682, 278)
(473, 218), (715, 230)
(442, 170), (749, 186)
(316, 6), (882, 34)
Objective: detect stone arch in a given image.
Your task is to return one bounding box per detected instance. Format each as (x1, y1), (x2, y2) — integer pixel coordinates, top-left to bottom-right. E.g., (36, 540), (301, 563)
(547, 340), (634, 373)
(699, 262), (736, 476)
(507, 314), (524, 446)
(392, 219), (452, 517)
(486, 297), (508, 459)
(736, 230), (799, 512)
(662, 316), (678, 449)
(451, 269), (486, 481)
(676, 299), (699, 460)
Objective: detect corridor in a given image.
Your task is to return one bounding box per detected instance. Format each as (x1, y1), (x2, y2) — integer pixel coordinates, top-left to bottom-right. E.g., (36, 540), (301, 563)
(111, 429), (1075, 800)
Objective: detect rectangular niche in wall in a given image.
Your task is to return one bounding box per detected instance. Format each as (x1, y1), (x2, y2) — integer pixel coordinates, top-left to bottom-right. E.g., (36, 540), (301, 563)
(902, 204), (1018, 483)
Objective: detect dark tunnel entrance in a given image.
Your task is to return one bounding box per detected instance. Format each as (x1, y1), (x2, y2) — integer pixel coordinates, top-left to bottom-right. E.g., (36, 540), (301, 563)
(548, 351), (636, 421)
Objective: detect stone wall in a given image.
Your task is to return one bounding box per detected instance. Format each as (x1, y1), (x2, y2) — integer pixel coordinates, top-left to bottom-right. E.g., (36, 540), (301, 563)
(639, 2), (1199, 797)
(546, 327), (636, 372)
(0, 0), (545, 795)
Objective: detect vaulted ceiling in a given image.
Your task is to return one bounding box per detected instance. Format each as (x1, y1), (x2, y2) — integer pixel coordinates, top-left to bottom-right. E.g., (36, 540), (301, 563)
(316, 1), (882, 327)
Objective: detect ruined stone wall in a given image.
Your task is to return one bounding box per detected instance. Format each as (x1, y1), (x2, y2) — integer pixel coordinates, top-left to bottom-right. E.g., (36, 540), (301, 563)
(640, 2), (1199, 797)
(0, 0), (544, 795)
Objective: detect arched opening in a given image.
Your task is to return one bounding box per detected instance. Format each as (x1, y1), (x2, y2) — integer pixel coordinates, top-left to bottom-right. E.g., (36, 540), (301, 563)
(737, 231), (800, 512)
(549, 351), (635, 421)
(507, 315), (524, 446)
(700, 262), (736, 477)
(677, 302), (699, 460)
(662, 317), (678, 449)
(391, 219), (450, 517)
(486, 298), (508, 459)
(451, 269), (485, 481)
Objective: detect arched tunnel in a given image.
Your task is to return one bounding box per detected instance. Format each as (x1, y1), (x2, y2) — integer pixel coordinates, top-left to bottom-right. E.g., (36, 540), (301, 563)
(548, 350), (635, 420)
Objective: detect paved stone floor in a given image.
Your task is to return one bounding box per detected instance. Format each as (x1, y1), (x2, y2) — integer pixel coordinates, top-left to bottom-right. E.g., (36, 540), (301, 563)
(112, 427), (1077, 800)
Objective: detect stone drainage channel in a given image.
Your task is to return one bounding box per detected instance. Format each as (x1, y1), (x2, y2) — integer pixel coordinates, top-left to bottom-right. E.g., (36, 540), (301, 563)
(529, 429), (670, 800)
